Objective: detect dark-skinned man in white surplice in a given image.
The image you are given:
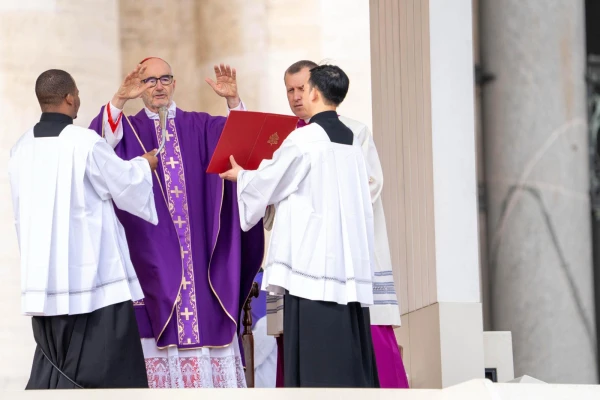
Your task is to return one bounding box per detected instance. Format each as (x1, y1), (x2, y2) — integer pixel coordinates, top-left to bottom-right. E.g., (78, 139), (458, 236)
(9, 69), (159, 389)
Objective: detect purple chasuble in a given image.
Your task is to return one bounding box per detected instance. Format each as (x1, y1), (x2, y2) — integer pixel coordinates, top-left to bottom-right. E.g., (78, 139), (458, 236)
(89, 106), (265, 349)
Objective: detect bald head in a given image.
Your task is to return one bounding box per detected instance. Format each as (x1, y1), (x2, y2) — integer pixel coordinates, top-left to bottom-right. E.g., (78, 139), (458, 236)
(35, 69), (77, 108)
(138, 57), (176, 112)
(140, 57), (172, 74)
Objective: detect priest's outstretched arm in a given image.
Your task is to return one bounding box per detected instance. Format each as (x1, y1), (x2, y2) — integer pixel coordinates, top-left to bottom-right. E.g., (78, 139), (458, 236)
(87, 139), (159, 225)
(220, 141), (310, 231)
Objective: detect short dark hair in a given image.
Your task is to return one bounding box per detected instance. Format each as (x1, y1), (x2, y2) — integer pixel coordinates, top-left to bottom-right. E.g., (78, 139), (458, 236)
(307, 65), (349, 106)
(284, 60), (318, 79)
(35, 69), (77, 107)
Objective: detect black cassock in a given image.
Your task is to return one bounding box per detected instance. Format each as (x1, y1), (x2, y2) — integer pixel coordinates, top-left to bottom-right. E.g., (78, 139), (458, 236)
(283, 294), (380, 388)
(282, 111), (380, 388)
(27, 300), (147, 389)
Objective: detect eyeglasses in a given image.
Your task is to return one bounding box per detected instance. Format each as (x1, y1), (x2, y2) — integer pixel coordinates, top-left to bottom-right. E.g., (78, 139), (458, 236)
(141, 75), (174, 87)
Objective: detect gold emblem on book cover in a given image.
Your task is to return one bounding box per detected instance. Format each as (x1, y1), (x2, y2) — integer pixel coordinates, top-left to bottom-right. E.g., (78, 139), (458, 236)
(268, 132), (279, 146)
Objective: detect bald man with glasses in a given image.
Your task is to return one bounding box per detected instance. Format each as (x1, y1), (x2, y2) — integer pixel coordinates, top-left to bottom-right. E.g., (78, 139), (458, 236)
(88, 58), (265, 388)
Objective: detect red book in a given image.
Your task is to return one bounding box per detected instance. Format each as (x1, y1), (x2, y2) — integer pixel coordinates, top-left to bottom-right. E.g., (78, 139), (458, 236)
(206, 110), (299, 174)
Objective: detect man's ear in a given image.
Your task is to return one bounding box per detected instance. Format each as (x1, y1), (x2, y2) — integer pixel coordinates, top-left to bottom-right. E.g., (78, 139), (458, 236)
(310, 87), (319, 103)
(65, 93), (75, 106)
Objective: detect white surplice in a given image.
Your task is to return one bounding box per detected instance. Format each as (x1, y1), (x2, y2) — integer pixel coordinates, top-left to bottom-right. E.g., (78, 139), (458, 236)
(339, 116), (401, 326)
(265, 116), (402, 336)
(9, 124), (157, 317)
(237, 123), (375, 306)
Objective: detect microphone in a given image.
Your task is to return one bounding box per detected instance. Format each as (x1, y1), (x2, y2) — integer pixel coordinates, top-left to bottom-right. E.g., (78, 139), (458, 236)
(156, 106), (168, 154)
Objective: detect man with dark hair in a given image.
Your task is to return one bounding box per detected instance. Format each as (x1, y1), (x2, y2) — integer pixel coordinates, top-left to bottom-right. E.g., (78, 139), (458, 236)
(35, 69), (79, 108)
(305, 64), (350, 106)
(266, 62), (409, 388)
(220, 65), (379, 388)
(9, 69), (159, 389)
(88, 59), (265, 388)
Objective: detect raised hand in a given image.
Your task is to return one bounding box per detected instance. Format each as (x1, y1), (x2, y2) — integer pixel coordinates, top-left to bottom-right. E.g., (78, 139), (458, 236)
(219, 155), (243, 182)
(112, 64), (153, 109)
(205, 64), (240, 108)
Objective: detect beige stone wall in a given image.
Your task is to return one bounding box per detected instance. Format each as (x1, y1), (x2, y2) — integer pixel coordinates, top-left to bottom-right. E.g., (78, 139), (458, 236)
(118, 0), (201, 116)
(0, 0), (372, 389)
(118, 0), (372, 126)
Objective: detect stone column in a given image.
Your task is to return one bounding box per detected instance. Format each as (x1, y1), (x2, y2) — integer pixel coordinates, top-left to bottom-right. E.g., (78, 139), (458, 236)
(0, 0), (122, 389)
(480, 0), (597, 383)
(370, 0), (484, 388)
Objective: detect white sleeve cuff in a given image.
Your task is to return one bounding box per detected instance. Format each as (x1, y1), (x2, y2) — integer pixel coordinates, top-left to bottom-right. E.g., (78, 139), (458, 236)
(108, 102), (123, 122)
(227, 99), (246, 115)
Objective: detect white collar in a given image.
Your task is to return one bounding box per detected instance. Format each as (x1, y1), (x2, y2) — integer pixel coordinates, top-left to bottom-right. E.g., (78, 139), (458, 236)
(144, 101), (177, 120)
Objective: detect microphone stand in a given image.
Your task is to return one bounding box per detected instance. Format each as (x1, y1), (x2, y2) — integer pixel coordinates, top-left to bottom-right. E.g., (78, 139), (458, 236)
(156, 106), (168, 155)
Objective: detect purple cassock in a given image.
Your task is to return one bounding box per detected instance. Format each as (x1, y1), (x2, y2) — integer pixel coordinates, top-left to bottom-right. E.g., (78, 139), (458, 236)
(89, 106), (264, 349)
